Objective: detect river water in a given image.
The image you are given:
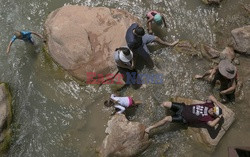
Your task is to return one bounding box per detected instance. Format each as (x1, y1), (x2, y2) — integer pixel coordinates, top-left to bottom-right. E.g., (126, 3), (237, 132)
(0, 0), (250, 156)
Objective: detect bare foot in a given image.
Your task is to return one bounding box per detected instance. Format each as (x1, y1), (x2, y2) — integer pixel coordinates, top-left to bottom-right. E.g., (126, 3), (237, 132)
(194, 75), (203, 79)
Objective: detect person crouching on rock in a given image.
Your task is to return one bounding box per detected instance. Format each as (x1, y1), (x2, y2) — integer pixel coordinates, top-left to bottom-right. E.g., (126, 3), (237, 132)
(146, 11), (167, 34)
(195, 59), (237, 103)
(104, 94), (142, 114)
(145, 95), (223, 134)
(114, 47), (141, 85)
(6, 30), (45, 54)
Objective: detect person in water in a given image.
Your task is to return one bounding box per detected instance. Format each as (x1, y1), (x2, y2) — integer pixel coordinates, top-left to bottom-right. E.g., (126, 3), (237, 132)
(146, 11), (167, 34)
(104, 94), (142, 114)
(195, 59), (237, 103)
(145, 95), (223, 134)
(125, 23), (179, 68)
(6, 30), (45, 53)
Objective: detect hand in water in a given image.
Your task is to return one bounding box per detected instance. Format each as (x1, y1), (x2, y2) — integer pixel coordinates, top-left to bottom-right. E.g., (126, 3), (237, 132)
(169, 39), (179, 46)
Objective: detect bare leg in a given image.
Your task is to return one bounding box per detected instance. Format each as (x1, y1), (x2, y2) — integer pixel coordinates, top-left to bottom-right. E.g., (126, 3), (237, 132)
(145, 116), (172, 133)
(154, 36), (179, 47)
(134, 100), (143, 105)
(160, 101), (172, 108)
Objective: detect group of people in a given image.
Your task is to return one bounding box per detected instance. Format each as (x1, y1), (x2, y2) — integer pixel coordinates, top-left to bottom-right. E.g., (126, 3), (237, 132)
(5, 10), (235, 136)
(104, 10), (239, 135)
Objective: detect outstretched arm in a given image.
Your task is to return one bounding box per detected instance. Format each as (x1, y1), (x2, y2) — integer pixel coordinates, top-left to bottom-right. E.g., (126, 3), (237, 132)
(6, 40), (14, 54)
(154, 36), (179, 47)
(31, 31), (44, 40)
(208, 95), (223, 108)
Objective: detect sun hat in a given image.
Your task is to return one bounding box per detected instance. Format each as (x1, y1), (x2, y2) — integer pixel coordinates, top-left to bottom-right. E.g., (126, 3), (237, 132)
(213, 106), (222, 116)
(218, 59), (236, 79)
(118, 49), (133, 63)
(154, 13), (162, 25)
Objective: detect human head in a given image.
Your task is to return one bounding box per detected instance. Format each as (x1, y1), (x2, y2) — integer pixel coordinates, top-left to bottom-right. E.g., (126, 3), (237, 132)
(134, 27), (145, 37)
(154, 13), (162, 25)
(218, 59), (237, 79)
(117, 47), (133, 63)
(104, 100), (114, 107)
(14, 31), (22, 39)
(208, 107), (222, 117)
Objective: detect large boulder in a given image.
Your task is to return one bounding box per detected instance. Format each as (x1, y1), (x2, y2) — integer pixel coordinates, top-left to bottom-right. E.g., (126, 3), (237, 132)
(98, 114), (150, 157)
(44, 5), (139, 82)
(231, 25), (250, 55)
(171, 97), (235, 148)
(0, 83), (12, 153)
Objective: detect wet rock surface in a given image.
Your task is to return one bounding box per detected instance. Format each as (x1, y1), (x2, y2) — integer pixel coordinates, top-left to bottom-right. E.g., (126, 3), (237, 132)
(98, 114), (150, 157)
(0, 83), (12, 153)
(44, 5), (139, 82)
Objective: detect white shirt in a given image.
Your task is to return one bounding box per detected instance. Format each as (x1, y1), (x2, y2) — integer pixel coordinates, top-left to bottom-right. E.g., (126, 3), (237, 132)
(110, 94), (130, 113)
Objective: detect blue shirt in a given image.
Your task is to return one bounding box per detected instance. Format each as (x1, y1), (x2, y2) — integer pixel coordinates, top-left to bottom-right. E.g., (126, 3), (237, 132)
(11, 31), (32, 43)
(125, 23), (142, 50)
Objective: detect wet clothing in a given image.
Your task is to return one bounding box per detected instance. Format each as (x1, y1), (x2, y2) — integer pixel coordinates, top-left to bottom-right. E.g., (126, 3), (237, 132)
(11, 31), (33, 43)
(110, 94), (133, 114)
(125, 23), (156, 68)
(146, 11), (159, 19)
(170, 102), (215, 124)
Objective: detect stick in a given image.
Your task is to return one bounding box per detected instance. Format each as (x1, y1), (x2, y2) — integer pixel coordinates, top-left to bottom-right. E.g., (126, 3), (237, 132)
(98, 70), (119, 88)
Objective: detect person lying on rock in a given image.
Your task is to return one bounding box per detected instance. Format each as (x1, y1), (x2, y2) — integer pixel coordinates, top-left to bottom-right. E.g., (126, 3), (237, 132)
(195, 59), (237, 103)
(145, 95), (223, 134)
(6, 30), (45, 53)
(104, 94), (142, 114)
(125, 23), (179, 68)
(146, 10), (167, 34)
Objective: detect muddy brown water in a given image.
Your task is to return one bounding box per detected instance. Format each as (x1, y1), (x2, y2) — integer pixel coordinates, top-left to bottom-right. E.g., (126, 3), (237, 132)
(0, 0), (250, 156)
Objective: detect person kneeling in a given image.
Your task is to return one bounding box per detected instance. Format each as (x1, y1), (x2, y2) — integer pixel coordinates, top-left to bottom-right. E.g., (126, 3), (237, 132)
(145, 95), (223, 134)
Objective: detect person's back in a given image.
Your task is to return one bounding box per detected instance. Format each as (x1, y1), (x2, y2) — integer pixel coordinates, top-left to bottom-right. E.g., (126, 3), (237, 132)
(125, 23), (144, 50)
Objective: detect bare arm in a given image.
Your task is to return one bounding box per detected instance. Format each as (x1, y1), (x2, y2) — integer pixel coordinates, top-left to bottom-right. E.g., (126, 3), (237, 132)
(154, 36), (179, 47)
(146, 17), (154, 34)
(220, 80), (237, 95)
(6, 40), (14, 54)
(207, 115), (222, 127)
(31, 31), (44, 39)
(161, 15), (167, 28)
(208, 95), (223, 108)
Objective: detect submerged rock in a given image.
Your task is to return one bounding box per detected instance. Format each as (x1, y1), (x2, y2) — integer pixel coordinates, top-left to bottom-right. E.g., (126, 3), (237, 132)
(231, 25), (250, 55)
(0, 83), (12, 153)
(98, 114), (150, 157)
(171, 97), (235, 148)
(44, 5), (139, 82)
(202, 0), (222, 5)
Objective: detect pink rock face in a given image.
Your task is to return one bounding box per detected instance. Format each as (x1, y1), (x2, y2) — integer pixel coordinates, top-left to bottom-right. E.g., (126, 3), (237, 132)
(44, 5), (139, 81)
